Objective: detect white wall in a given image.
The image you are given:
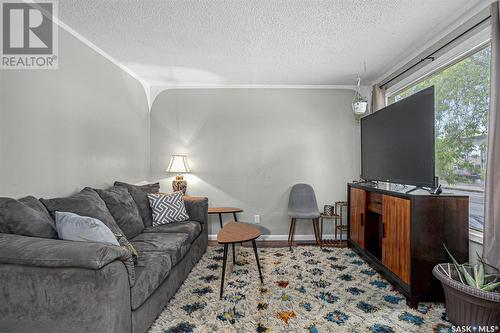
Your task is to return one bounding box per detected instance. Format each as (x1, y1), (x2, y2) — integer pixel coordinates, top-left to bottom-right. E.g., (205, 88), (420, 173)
(0, 29), (150, 198)
(150, 88), (360, 237)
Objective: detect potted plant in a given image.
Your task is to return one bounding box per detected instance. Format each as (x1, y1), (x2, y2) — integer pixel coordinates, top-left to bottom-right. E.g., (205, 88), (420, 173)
(433, 245), (500, 327)
(352, 94), (368, 116)
(351, 76), (368, 116)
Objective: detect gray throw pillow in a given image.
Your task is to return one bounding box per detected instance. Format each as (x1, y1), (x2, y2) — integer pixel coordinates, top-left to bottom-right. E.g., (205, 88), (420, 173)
(147, 192), (189, 226)
(55, 211), (119, 246)
(41, 187), (123, 236)
(55, 211), (138, 262)
(0, 196), (57, 238)
(114, 181), (160, 227)
(95, 186), (144, 239)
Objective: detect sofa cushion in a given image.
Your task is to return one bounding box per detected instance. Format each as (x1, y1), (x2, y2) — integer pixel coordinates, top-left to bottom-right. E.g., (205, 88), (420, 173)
(41, 187), (123, 236)
(114, 181), (160, 228)
(0, 196), (57, 238)
(131, 233), (190, 266)
(147, 192), (189, 226)
(143, 221), (202, 243)
(95, 186), (144, 239)
(134, 182), (161, 193)
(131, 251), (172, 310)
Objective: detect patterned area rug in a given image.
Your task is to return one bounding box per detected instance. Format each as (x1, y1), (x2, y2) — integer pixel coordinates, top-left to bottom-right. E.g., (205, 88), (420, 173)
(149, 246), (452, 333)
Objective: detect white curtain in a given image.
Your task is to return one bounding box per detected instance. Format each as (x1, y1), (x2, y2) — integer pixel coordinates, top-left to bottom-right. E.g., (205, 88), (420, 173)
(484, 1), (500, 268)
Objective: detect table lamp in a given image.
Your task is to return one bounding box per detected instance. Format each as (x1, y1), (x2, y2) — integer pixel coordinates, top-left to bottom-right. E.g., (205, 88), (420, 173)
(166, 154), (191, 194)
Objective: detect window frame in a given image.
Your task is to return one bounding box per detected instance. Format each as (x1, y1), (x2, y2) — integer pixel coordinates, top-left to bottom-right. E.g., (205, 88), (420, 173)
(388, 41), (491, 102)
(386, 37), (491, 242)
(385, 26), (490, 99)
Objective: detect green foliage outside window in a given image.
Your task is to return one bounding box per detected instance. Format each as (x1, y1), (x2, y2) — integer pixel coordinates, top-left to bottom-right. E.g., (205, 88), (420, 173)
(390, 46), (490, 186)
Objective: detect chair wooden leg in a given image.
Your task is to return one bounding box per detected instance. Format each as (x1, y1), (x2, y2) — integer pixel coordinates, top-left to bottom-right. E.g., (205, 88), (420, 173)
(312, 218), (321, 246)
(312, 219), (318, 245)
(317, 218), (323, 247)
(318, 218), (323, 246)
(288, 218), (296, 250)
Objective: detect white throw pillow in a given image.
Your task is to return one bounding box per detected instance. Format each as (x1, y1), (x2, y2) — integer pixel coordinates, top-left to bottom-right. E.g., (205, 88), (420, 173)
(147, 192), (189, 226)
(55, 211), (119, 246)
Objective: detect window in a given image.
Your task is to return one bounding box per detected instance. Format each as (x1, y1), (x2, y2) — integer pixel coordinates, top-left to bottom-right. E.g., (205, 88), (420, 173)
(389, 46), (491, 232)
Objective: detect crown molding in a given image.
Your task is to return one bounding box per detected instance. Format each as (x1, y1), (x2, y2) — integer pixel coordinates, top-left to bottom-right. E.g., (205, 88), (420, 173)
(149, 84), (365, 109)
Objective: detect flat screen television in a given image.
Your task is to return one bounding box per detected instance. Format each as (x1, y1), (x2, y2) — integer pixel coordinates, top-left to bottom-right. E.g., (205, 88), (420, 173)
(361, 86), (435, 187)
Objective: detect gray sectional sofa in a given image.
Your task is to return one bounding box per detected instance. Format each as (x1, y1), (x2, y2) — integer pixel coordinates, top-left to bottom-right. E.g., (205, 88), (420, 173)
(0, 184), (208, 333)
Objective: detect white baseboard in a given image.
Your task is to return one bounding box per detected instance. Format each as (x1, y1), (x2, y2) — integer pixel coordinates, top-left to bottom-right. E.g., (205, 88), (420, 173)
(208, 234), (344, 241)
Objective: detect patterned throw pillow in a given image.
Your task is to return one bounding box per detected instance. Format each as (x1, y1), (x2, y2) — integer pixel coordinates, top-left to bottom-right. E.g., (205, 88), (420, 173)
(147, 192), (189, 226)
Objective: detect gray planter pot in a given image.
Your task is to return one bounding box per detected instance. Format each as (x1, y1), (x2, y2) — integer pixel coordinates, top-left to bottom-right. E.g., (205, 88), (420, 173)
(433, 264), (500, 327)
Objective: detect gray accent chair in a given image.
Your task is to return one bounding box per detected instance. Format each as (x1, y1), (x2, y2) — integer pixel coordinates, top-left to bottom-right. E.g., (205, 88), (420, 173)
(0, 196), (208, 333)
(287, 183), (321, 249)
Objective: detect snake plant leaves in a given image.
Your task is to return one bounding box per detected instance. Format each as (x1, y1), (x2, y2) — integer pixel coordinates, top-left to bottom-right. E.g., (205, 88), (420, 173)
(443, 243), (499, 292)
(478, 262), (485, 287)
(481, 281), (500, 292)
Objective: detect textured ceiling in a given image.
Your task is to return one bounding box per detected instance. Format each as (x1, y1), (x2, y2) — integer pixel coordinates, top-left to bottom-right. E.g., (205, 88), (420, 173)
(58, 0), (485, 87)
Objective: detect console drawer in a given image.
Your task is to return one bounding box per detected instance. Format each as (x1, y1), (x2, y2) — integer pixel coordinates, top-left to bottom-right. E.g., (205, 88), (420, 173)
(367, 192), (382, 214)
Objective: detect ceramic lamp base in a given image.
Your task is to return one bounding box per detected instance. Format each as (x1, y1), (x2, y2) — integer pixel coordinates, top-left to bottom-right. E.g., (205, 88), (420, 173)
(172, 175), (187, 194)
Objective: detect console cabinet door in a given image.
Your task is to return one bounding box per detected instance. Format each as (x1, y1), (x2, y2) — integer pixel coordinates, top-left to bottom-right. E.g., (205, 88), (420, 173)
(382, 195), (411, 284)
(349, 188), (366, 248)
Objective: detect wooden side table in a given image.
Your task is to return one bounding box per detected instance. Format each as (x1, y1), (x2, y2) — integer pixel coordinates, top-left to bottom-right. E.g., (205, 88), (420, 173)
(208, 207), (243, 228)
(319, 201), (348, 247)
(217, 222), (263, 298)
(208, 207), (244, 266)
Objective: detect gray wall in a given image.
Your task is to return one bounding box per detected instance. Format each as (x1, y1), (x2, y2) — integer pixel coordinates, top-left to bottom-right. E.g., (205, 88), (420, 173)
(0, 29), (150, 198)
(151, 89), (360, 237)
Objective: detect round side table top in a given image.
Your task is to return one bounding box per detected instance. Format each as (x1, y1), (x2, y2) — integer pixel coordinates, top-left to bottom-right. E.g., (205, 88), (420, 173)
(217, 222), (261, 244)
(208, 207), (244, 214)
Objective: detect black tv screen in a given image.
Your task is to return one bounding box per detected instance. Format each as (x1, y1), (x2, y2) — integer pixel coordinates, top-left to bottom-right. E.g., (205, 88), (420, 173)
(361, 86), (435, 187)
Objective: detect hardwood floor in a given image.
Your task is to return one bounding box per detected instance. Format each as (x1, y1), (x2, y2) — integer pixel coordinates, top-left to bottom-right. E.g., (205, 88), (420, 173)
(208, 240), (319, 248)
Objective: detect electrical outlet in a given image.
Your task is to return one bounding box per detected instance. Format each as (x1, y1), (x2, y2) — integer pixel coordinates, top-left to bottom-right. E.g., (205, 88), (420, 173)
(254, 214), (261, 224)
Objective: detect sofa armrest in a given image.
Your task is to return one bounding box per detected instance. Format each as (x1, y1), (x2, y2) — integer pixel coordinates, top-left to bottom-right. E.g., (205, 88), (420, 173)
(184, 196), (208, 224)
(0, 233), (128, 268)
(0, 233), (135, 284)
(0, 259), (132, 333)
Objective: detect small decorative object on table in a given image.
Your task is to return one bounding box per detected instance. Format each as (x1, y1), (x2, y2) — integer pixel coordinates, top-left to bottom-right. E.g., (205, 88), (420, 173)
(323, 204), (334, 216)
(166, 154), (190, 194)
(319, 201), (347, 247)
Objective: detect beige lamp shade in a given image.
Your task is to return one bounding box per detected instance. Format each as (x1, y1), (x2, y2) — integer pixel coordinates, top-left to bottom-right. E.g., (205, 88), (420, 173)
(166, 154), (191, 173)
